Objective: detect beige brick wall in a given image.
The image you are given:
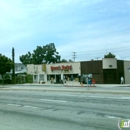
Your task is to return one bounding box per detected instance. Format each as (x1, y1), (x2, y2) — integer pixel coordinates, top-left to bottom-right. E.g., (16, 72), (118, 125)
(124, 61), (130, 84)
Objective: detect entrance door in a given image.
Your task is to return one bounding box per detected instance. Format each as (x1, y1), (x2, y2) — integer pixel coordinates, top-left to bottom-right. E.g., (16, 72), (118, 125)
(33, 75), (38, 83)
(104, 73), (116, 84)
(56, 75), (61, 83)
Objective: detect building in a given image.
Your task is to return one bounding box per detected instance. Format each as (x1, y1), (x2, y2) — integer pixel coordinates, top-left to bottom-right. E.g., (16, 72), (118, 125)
(14, 63), (26, 74)
(27, 64), (46, 83)
(124, 60), (130, 84)
(26, 59), (130, 84)
(27, 62), (81, 83)
(0, 63), (27, 83)
(13, 63), (27, 83)
(46, 62), (80, 83)
(81, 58), (130, 84)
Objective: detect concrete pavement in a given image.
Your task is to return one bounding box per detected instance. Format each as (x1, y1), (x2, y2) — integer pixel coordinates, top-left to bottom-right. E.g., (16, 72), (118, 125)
(0, 82), (130, 94)
(1, 80), (130, 87)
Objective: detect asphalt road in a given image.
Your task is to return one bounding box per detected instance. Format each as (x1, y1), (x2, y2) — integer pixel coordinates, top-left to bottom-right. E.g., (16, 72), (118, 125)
(0, 90), (130, 130)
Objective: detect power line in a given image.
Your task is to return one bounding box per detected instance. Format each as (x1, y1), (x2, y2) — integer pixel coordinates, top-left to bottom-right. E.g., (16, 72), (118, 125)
(95, 57), (100, 60)
(62, 46), (130, 57)
(72, 52), (77, 62)
(78, 48), (130, 56)
(77, 45), (130, 54)
(59, 45), (130, 60)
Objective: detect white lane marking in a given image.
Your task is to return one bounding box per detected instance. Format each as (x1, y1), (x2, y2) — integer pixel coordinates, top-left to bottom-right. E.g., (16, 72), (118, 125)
(59, 95), (130, 99)
(105, 97), (127, 99)
(120, 97), (130, 99)
(107, 116), (120, 119)
(23, 106), (37, 109)
(91, 103), (95, 105)
(58, 94), (78, 96)
(58, 94), (86, 97)
(107, 116), (116, 119)
(7, 104), (21, 107)
(88, 96), (130, 100)
(40, 99), (67, 103)
(88, 96), (98, 97)
(88, 96), (104, 98)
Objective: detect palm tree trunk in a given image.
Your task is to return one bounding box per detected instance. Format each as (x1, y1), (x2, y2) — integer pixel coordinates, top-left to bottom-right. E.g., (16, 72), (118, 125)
(1, 74), (4, 85)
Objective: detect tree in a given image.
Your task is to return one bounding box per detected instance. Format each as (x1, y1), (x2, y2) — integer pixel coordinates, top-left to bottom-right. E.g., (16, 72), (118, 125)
(0, 54), (14, 84)
(60, 59), (68, 63)
(19, 43), (61, 65)
(68, 59), (73, 62)
(60, 59), (74, 63)
(104, 52), (116, 58)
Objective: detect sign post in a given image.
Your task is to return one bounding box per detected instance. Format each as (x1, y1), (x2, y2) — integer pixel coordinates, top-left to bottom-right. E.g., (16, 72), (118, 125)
(87, 77), (89, 90)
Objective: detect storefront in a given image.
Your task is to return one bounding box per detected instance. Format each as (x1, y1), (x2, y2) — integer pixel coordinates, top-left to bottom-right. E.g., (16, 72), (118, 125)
(27, 64), (46, 83)
(26, 59), (130, 84)
(46, 62), (81, 83)
(81, 58), (130, 84)
(27, 62), (80, 84)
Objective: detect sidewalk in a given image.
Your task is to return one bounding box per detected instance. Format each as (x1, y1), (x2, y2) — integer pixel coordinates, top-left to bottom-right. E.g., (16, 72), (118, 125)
(0, 82), (130, 95)
(2, 81), (129, 87)
(0, 80), (130, 88)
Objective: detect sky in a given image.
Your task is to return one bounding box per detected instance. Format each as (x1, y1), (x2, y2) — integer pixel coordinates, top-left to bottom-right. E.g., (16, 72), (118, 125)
(0, 0), (130, 63)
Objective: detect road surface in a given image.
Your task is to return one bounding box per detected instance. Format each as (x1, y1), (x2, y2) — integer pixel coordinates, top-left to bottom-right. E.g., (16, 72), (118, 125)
(0, 89), (130, 130)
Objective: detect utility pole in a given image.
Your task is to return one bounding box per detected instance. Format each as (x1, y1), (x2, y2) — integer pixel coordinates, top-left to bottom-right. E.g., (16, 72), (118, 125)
(12, 47), (15, 84)
(72, 52), (77, 62)
(96, 57), (100, 60)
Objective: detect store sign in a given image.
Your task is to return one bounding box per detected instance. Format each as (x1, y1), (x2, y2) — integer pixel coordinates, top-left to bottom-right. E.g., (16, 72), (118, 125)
(50, 65), (72, 71)
(62, 65), (72, 70)
(50, 66), (61, 71)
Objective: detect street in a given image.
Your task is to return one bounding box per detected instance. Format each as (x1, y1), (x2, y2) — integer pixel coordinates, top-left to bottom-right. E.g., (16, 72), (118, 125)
(0, 86), (130, 130)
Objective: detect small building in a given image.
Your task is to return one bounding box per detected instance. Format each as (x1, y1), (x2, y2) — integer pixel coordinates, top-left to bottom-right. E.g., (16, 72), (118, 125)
(0, 63), (27, 83)
(81, 58), (130, 84)
(27, 64), (46, 83)
(46, 62), (80, 83)
(27, 62), (81, 83)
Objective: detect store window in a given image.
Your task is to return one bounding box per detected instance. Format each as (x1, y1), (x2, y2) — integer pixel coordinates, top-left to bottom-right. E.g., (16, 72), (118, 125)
(39, 74), (44, 81)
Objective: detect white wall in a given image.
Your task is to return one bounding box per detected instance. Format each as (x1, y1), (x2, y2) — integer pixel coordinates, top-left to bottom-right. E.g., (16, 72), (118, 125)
(27, 64), (45, 74)
(102, 58), (117, 69)
(124, 61), (130, 84)
(15, 63), (26, 71)
(10, 63), (26, 73)
(27, 64), (46, 82)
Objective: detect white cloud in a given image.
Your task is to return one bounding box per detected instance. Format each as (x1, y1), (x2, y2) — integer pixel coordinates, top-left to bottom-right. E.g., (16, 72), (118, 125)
(57, 30), (130, 61)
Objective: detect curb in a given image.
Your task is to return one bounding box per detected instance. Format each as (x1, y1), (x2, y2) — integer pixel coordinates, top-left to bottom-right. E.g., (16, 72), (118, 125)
(65, 85), (96, 87)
